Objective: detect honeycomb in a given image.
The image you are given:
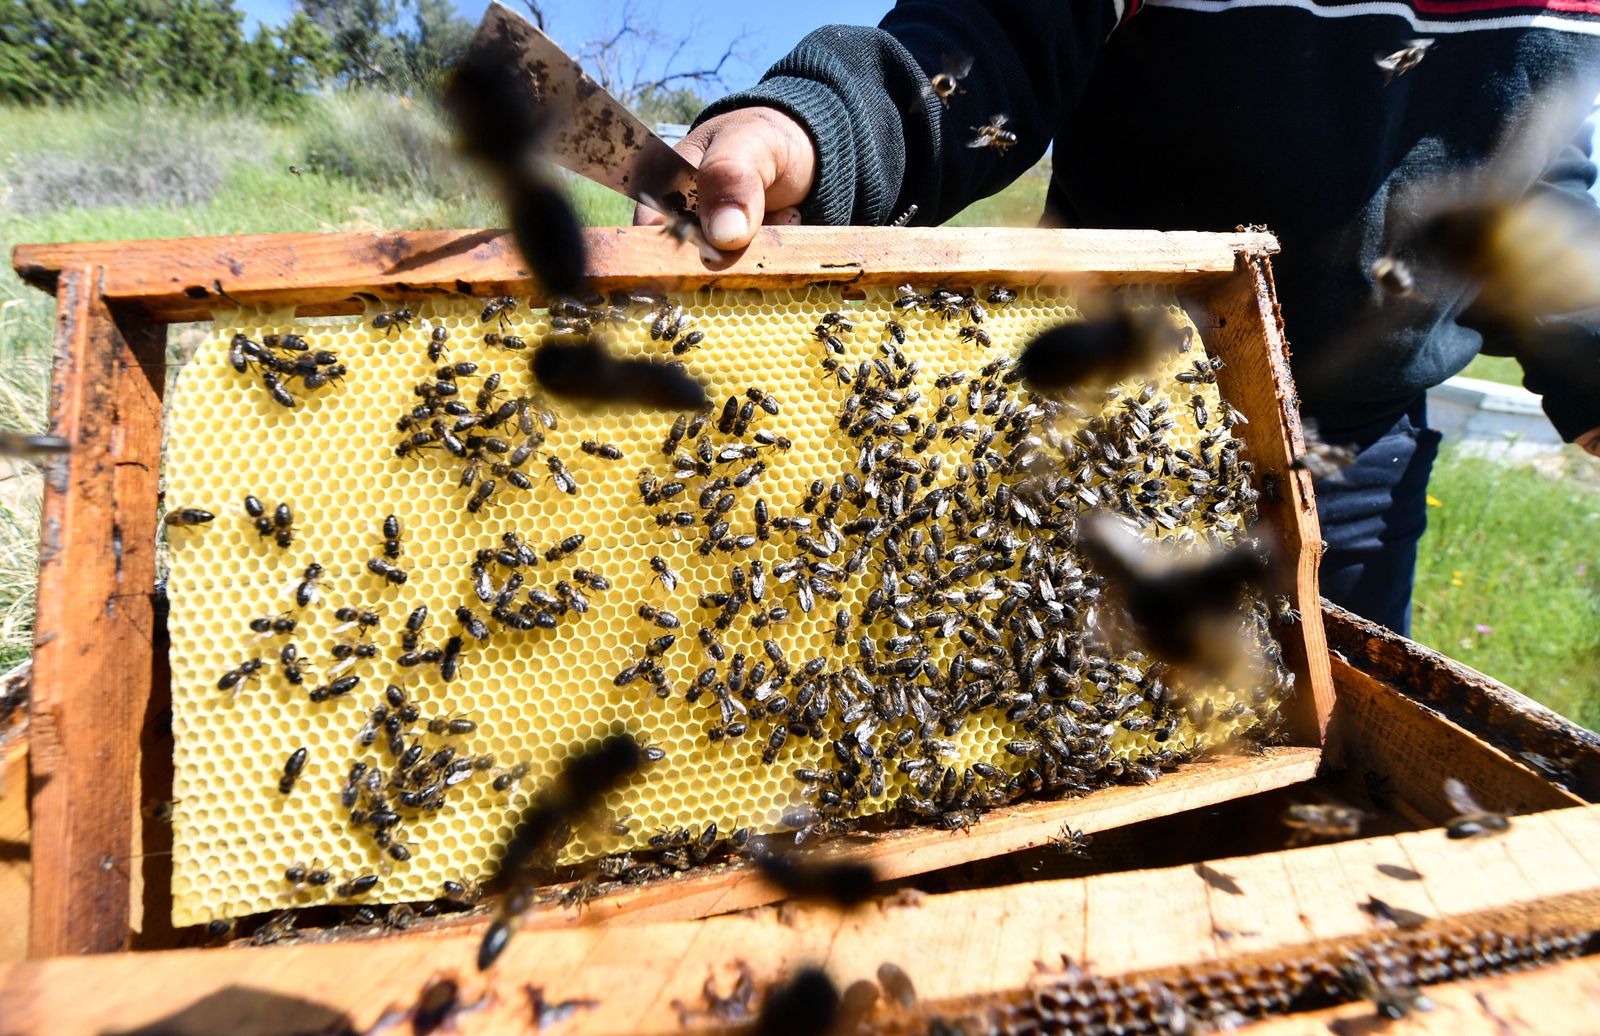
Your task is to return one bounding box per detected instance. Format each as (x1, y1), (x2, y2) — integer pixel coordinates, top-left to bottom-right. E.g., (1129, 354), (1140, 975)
(161, 283), (1290, 925)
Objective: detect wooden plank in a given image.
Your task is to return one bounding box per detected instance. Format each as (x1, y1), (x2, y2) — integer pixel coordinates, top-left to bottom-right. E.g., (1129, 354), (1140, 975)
(0, 739), (28, 962)
(1328, 658), (1581, 826)
(508, 747), (1320, 932)
(1197, 256), (1335, 747)
(1198, 852), (1317, 955)
(1233, 954), (1600, 1035)
(1331, 836), (1443, 931)
(4, 808), (1597, 1036)
(1324, 603), (1600, 800)
(27, 270), (166, 957)
(11, 227), (1282, 321)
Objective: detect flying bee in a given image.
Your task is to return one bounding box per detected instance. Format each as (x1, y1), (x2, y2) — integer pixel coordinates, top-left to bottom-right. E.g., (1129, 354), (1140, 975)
(1292, 419), (1358, 481)
(1375, 38), (1434, 84)
(290, 563), (326, 607)
(1340, 957), (1434, 1020)
(366, 557), (408, 585)
(1371, 255), (1418, 298)
(164, 508), (215, 527)
(967, 114), (1018, 154)
(217, 657), (268, 695)
(278, 747), (309, 794)
(926, 52), (974, 108)
(1282, 802), (1365, 846)
(371, 306), (415, 335)
(1442, 777), (1511, 838)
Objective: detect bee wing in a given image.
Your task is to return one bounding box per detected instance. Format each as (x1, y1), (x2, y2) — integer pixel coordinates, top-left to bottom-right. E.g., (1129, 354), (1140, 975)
(1373, 50), (1404, 73)
(941, 53), (975, 79)
(991, 114), (1010, 128)
(1403, 37), (1435, 52)
(966, 135), (992, 149)
(1442, 777), (1482, 816)
(327, 656), (359, 679)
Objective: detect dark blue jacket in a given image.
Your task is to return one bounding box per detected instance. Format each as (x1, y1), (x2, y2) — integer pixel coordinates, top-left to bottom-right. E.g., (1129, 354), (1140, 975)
(700, 0), (1600, 439)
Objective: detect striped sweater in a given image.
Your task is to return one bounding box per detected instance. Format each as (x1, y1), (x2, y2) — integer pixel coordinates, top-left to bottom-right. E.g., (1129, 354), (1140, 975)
(698, 0), (1600, 439)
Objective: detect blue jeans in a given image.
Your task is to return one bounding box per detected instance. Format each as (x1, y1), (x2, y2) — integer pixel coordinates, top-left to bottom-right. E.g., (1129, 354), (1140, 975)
(1313, 399), (1443, 636)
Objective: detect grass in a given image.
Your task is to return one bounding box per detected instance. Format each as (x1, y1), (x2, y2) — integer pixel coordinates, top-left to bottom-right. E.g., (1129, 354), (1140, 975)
(0, 98), (1596, 729)
(1460, 354), (1524, 387)
(1412, 445), (1600, 728)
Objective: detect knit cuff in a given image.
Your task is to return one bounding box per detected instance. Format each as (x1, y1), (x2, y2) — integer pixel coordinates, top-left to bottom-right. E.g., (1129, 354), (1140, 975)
(694, 76), (856, 227)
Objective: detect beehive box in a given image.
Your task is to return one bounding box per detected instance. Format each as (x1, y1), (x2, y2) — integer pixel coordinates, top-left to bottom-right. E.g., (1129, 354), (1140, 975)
(161, 282), (1296, 924)
(11, 226), (1340, 955)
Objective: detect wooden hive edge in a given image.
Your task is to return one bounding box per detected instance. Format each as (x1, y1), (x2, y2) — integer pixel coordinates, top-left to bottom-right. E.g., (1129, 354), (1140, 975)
(12, 226), (1281, 322)
(3, 804), (1597, 1036)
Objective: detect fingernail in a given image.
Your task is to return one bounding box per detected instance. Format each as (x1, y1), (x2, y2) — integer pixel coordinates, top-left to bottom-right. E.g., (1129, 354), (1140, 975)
(707, 207), (749, 247)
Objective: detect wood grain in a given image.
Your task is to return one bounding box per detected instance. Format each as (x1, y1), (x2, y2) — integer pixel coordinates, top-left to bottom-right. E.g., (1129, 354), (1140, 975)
(2, 805), (1596, 1036)
(1234, 954), (1600, 1035)
(1323, 604), (1600, 801)
(1327, 657), (1583, 826)
(501, 748), (1322, 933)
(27, 268), (166, 957)
(0, 739), (28, 962)
(12, 226), (1282, 322)
(1196, 253), (1335, 746)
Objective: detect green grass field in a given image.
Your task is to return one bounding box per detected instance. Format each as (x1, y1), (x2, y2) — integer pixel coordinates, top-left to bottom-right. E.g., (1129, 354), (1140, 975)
(2, 96), (1597, 724)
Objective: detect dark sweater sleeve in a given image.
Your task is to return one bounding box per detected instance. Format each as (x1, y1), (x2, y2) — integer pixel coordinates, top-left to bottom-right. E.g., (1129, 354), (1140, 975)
(694, 0), (1127, 227)
(1469, 123), (1600, 442)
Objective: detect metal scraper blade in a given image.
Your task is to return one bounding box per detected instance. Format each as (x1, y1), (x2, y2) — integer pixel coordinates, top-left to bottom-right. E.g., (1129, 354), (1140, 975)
(463, 2), (700, 218)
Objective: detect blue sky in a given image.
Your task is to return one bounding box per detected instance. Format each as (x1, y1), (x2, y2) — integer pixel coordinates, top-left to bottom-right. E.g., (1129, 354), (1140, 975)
(237, 0), (893, 89)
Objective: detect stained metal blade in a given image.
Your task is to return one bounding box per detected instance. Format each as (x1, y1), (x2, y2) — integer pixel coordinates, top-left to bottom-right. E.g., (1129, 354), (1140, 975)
(463, 2), (699, 217)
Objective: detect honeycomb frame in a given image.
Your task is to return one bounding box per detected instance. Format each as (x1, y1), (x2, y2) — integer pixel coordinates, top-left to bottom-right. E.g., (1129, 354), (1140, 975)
(159, 272), (1307, 927)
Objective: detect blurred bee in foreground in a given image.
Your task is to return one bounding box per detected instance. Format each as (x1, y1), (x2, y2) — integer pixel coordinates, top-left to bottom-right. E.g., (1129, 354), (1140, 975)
(640, 192), (720, 263)
(1375, 38), (1434, 85)
(1282, 802), (1365, 846)
(1340, 956), (1435, 1020)
(926, 53), (973, 108)
(0, 432), (70, 459)
(1442, 777), (1511, 838)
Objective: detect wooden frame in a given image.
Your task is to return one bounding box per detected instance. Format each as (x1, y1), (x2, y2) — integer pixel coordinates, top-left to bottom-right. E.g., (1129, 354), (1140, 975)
(12, 225), (1333, 957)
(4, 803), (1597, 1034)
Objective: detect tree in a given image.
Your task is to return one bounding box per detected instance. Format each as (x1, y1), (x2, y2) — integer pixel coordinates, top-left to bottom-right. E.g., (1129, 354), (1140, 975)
(0, 0), (337, 106)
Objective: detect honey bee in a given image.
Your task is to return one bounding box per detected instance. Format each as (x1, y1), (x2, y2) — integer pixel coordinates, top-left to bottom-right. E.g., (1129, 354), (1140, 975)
(371, 306), (415, 335)
(164, 508), (215, 526)
(967, 114), (1018, 154)
(1442, 777), (1511, 839)
(926, 53), (974, 108)
(1375, 38), (1434, 84)
(217, 657), (268, 695)
(1340, 956), (1435, 1020)
(1282, 802), (1365, 846)
(290, 563), (326, 607)
(278, 747), (309, 794)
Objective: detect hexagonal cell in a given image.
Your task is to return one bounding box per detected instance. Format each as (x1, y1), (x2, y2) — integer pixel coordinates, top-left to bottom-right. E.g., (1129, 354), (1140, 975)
(161, 285), (1289, 925)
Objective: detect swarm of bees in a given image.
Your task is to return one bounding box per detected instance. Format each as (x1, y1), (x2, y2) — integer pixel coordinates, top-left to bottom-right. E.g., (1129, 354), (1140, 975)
(227, 331), (345, 408)
(179, 279), (1303, 932)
